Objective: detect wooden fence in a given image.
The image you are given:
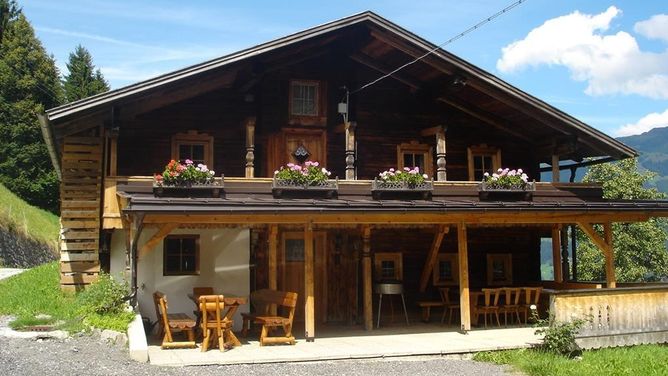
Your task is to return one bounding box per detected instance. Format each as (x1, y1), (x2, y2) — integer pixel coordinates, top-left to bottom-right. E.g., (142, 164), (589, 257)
(550, 285), (668, 348)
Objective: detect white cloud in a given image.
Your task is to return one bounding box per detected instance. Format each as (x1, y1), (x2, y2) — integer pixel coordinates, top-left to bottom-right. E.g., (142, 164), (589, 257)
(634, 14), (668, 42)
(615, 109), (668, 137)
(496, 7), (668, 100)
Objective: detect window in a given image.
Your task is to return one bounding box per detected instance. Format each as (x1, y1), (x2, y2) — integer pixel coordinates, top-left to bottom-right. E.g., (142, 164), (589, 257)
(163, 235), (199, 276)
(433, 253), (458, 286)
(397, 142), (433, 177)
(467, 145), (501, 181)
(373, 252), (403, 281)
(290, 81), (319, 116)
(171, 131), (214, 168)
(486, 253), (513, 286)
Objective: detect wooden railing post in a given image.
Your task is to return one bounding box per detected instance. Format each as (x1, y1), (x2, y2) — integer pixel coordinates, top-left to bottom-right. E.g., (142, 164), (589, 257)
(245, 117), (256, 178)
(436, 126), (447, 181)
(603, 222), (616, 288)
(345, 121), (356, 180)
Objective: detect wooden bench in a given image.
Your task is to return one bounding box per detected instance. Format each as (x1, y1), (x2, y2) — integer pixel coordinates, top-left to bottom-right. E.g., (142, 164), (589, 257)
(416, 300), (444, 322)
(241, 289), (297, 346)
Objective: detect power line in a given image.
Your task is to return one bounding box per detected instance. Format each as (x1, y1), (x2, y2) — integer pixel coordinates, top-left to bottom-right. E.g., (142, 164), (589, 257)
(351, 0), (528, 94)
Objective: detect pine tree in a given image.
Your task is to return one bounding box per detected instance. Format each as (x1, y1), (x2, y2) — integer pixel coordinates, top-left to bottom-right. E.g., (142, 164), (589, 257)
(0, 9), (63, 213)
(62, 45), (109, 102)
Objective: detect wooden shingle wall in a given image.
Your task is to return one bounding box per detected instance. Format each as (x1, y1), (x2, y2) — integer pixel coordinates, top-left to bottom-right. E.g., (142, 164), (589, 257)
(59, 136), (102, 290)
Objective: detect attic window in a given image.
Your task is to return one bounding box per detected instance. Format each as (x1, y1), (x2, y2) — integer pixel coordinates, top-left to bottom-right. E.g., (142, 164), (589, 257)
(397, 142), (433, 177)
(290, 81), (319, 116)
(467, 145), (501, 181)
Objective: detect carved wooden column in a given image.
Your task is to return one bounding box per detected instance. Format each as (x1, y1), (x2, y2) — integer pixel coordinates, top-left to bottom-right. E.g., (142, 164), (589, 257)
(345, 121), (357, 180)
(436, 126), (447, 181)
(245, 117), (256, 178)
(362, 225), (373, 330)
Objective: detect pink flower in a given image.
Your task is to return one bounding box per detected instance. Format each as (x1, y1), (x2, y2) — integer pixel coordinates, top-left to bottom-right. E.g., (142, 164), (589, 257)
(287, 163), (295, 168)
(185, 159), (193, 165)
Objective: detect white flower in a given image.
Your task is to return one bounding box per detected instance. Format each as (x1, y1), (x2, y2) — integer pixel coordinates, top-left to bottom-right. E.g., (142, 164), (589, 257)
(209, 170), (215, 175)
(530, 304), (537, 311)
(423, 174), (428, 179)
(321, 168), (328, 174)
(274, 170), (279, 175)
(483, 172), (490, 177)
(517, 168), (523, 174)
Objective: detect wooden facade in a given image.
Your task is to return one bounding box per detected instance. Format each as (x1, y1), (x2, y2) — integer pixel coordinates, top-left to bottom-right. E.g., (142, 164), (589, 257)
(41, 12), (668, 341)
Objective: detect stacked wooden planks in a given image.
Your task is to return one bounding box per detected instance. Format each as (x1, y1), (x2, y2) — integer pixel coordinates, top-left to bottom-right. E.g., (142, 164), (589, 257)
(59, 136), (102, 290)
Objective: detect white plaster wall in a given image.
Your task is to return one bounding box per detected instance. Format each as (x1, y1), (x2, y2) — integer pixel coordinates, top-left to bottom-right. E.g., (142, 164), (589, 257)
(110, 228), (250, 331)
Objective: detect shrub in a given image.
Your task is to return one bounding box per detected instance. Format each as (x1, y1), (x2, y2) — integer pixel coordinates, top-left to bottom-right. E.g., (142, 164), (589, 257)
(76, 273), (129, 316)
(532, 308), (589, 357)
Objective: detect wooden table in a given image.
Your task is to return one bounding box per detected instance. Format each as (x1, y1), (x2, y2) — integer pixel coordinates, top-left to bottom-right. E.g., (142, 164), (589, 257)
(188, 293), (248, 347)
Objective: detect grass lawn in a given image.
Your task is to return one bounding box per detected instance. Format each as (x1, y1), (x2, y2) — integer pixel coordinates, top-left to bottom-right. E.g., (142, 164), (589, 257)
(0, 183), (59, 250)
(0, 262), (134, 332)
(474, 345), (668, 376)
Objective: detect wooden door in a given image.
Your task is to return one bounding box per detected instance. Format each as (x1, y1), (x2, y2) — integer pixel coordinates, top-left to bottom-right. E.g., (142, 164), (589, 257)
(280, 231), (327, 324)
(267, 128), (327, 176)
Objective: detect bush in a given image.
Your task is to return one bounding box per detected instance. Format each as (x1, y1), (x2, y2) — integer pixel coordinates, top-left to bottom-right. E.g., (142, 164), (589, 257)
(533, 309), (589, 357)
(76, 273), (129, 315)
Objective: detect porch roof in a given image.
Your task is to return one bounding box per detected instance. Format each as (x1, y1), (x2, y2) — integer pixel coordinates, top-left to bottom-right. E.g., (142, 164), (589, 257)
(119, 181), (668, 224)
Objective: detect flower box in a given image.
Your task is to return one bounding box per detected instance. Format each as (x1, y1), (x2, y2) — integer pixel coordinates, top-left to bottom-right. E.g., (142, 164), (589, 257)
(477, 181), (535, 201)
(153, 177), (225, 198)
(272, 177), (338, 198)
(371, 179), (433, 200)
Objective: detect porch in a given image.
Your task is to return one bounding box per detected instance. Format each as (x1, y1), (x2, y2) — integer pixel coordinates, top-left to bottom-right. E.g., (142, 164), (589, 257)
(147, 324), (541, 366)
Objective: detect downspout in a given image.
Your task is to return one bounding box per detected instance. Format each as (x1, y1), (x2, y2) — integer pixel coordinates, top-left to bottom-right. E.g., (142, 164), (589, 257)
(38, 113), (62, 180)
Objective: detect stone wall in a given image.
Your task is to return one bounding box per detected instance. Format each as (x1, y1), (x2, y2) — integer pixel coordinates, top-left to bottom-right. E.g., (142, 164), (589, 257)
(0, 227), (57, 268)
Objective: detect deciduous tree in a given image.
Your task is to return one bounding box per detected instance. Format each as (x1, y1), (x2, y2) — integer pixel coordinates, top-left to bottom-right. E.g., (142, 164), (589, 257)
(577, 158), (668, 282)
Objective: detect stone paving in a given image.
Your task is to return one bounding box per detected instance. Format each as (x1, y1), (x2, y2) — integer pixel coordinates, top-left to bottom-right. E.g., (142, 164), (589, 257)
(148, 324), (541, 366)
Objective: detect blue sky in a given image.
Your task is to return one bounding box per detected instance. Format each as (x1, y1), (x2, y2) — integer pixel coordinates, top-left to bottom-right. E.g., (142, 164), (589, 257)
(21, 0), (668, 137)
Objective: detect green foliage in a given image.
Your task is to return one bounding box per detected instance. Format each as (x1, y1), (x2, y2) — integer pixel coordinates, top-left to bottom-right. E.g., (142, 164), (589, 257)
(534, 313), (589, 356)
(62, 44), (109, 102)
(578, 158), (668, 282)
(274, 161), (332, 185)
(0, 9), (63, 213)
(0, 262), (133, 333)
(76, 272), (129, 315)
(474, 345), (668, 376)
(155, 159), (216, 186)
(0, 182), (59, 248)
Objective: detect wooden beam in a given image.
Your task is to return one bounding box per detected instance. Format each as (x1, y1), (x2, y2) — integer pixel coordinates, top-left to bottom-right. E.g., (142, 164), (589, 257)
(437, 97), (532, 142)
(304, 222), (315, 341)
(551, 225), (563, 283)
(138, 223), (178, 259)
(577, 222), (616, 288)
(457, 223), (471, 332)
(419, 225), (449, 292)
(349, 52), (421, 90)
(362, 225), (373, 331)
(109, 136), (118, 177)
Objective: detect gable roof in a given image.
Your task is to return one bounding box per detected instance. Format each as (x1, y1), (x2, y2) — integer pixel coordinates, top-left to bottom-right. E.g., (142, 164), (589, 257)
(43, 11), (636, 162)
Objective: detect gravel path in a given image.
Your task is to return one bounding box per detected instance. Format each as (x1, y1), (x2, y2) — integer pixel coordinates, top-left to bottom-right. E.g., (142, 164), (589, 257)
(0, 334), (515, 376)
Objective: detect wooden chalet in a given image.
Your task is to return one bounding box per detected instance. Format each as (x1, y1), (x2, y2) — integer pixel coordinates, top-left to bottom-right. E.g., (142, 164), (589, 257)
(41, 12), (668, 346)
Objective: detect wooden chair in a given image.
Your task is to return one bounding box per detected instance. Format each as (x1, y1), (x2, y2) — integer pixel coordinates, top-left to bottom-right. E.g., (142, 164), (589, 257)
(192, 287), (214, 331)
(500, 287), (522, 325)
(520, 287), (542, 323)
(475, 288), (502, 328)
(199, 294), (234, 352)
(241, 289), (297, 346)
(438, 287), (460, 325)
(153, 291), (196, 349)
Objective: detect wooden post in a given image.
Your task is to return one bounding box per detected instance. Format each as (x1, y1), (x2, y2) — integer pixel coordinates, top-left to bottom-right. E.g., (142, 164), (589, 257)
(436, 126), (447, 181)
(604, 222), (616, 288)
(577, 222), (616, 288)
(419, 225), (449, 292)
(362, 225), (373, 330)
(109, 135), (118, 177)
(268, 225), (278, 291)
(551, 225), (563, 283)
(304, 222), (315, 341)
(245, 117), (256, 178)
(345, 121), (357, 180)
(551, 154), (560, 183)
(457, 223), (471, 332)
